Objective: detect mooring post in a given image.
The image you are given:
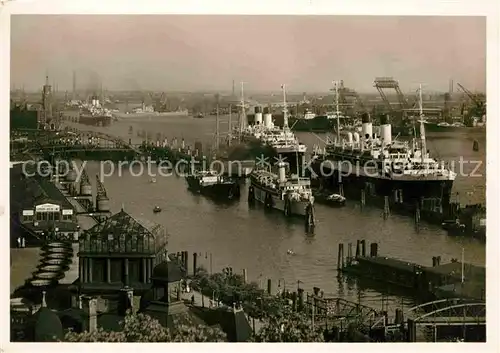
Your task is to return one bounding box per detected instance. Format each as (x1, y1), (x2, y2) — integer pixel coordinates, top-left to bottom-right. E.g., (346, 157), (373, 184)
(415, 206), (421, 231)
(347, 243), (353, 265)
(361, 189), (366, 208)
(356, 240), (360, 258)
(267, 279), (272, 295)
(361, 240), (366, 257)
(337, 243), (343, 271)
(383, 196), (390, 219)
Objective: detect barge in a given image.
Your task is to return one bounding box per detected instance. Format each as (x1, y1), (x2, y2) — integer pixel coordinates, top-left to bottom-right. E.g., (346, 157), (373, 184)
(185, 170), (240, 200)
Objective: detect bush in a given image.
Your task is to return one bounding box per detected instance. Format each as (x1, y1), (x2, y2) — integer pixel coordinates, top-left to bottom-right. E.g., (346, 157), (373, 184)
(63, 310), (227, 342)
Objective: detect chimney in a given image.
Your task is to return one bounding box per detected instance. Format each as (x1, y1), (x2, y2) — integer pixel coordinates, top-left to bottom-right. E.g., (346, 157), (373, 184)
(81, 296), (97, 333)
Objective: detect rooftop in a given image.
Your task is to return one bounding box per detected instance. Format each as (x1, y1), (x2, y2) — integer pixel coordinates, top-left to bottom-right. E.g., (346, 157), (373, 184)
(80, 210), (168, 254)
(10, 168), (74, 213)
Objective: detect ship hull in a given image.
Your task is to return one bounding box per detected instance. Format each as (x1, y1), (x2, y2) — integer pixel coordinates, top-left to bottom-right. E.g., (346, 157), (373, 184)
(78, 115), (112, 127)
(248, 114), (335, 132)
(310, 159), (454, 221)
(249, 182), (311, 217)
(114, 111), (189, 119)
(424, 123), (485, 133)
(392, 123), (486, 136)
(288, 116), (336, 132)
(185, 176), (240, 200)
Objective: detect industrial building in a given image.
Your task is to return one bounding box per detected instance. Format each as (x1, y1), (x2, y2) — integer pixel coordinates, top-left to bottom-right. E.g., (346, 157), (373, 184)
(10, 164), (79, 243)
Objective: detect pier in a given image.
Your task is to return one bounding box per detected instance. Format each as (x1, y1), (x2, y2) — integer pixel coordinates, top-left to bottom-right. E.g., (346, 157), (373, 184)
(336, 240), (485, 303)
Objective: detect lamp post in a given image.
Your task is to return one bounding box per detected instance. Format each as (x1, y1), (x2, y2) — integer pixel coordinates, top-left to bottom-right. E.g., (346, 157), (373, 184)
(278, 278), (286, 296)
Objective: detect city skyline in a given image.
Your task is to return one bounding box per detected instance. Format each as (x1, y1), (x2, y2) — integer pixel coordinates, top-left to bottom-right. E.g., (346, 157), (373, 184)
(11, 15), (486, 93)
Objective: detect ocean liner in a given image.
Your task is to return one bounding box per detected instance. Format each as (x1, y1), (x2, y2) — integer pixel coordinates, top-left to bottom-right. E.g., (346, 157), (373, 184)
(248, 161), (314, 217)
(240, 84), (307, 174)
(78, 96), (112, 127)
(310, 85), (457, 219)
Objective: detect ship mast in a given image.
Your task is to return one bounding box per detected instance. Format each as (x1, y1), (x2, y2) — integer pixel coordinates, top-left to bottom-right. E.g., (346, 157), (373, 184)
(282, 84), (289, 148)
(238, 81), (246, 143)
(282, 84), (289, 130)
(418, 84), (426, 164)
(334, 81), (340, 141)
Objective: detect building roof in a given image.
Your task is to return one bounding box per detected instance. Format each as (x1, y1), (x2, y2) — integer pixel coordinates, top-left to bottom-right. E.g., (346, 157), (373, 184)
(152, 260), (185, 283)
(80, 210), (168, 254)
(423, 262), (485, 282)
(357, 256), (422, 273)
(10, 169), (73, 213)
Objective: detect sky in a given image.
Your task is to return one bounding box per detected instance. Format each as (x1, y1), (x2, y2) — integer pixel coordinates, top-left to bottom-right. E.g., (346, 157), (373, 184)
(10, 15), (486, 93)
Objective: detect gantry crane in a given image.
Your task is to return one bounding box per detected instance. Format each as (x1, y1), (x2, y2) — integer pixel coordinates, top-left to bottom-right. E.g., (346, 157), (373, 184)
(374, 77), (410, 112)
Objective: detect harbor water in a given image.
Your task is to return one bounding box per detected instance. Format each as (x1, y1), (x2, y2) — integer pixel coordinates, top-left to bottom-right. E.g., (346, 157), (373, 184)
(70, 113), (486, 315)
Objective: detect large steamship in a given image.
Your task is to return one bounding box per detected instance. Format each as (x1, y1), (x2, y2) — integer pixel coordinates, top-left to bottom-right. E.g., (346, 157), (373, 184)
(240, 85), (307, 174)
(78, 96), (113, 127)
(311, 85), (457, 220)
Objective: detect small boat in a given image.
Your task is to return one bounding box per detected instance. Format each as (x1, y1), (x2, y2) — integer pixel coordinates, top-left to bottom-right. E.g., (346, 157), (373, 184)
(287, 249), (295, 255)
(325, 193), (346, 207)
(153, 206), (162, 213)
(313, 190), (346, 207)
(150, 178), (157, 183)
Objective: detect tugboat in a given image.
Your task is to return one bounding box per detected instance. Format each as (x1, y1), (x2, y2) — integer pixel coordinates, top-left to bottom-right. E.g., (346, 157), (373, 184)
(248, 161), (315, 217)
(185, 170), (240, 199)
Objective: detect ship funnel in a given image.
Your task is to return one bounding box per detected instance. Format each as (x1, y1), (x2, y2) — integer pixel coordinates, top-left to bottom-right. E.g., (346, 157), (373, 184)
(361, 113), (372, 140)
(380, 114), (392, 146)
(347, 132), (353, 144)
(277, 161), (287, 183)
(255, 106), (263, 125)
(264, 113), (273, 128)
(353, 132), (360, 144)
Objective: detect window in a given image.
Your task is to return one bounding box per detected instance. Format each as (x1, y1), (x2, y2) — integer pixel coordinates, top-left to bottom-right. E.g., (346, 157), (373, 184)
(129, 259), (141, 283)
(110, 259), (123, 283)
(92, 259), (106, 283)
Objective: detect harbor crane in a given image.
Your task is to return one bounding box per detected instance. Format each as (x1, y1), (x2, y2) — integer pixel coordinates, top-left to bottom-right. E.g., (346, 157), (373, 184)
(456, 83), (486, 119)
(374, 77), (410, 112)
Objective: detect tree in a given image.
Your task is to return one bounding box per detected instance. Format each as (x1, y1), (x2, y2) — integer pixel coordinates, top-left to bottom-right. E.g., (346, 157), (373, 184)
(63, 311), (227, 342)
(253, 307), (325, 342)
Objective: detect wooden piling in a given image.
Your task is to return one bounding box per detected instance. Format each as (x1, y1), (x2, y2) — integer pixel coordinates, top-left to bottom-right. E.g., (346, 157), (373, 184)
(193, 252), (197, 276)
(337, 243), (344, 270)
(383, 196), (390, 219)
(267, 279), (272, 295)
(347, 243), (353, 265)
(361, 240), (366, 257)
(415, 206), (421, 231)
(356, 240), (360, 258)
(361, 189), (366, 208)
(242, 269), (247, 283)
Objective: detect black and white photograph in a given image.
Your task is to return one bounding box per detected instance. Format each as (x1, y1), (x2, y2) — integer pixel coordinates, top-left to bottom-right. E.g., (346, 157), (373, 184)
(3, 1), (497, 347)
